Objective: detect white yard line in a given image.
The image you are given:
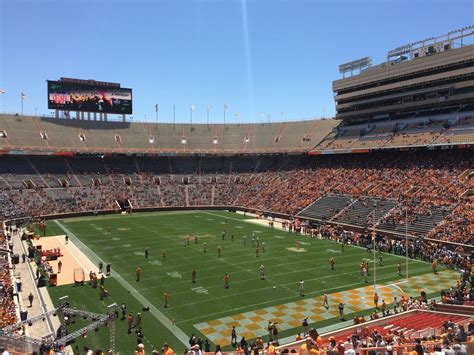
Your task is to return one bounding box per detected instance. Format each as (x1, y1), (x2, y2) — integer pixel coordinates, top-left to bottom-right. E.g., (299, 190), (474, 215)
(179, 272), (414, 325)
(199, 210), (427, 264)
(140, 258), (413, 296)
(54, 220), (190, 347)
(168, 263), (428, 313)
(54, 210), (434, 340)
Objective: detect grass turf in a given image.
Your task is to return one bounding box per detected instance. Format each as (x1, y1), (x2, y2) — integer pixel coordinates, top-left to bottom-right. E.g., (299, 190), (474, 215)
(30, 220), (65, 237)
(46, 210), (433, 353)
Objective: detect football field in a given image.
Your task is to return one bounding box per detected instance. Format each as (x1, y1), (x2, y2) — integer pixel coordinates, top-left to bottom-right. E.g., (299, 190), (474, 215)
(45, 210), (455, 352)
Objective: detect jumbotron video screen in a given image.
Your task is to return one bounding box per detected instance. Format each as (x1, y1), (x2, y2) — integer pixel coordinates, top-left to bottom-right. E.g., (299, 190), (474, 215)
(47, 80), (133, 114)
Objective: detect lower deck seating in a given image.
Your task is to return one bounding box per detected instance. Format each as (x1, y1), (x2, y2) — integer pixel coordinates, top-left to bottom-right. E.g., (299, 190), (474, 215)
(383, 312), (468, 334)
(0, 150), (470, 245)
(378, 207), (448, 236)
(298, 195), (353, 221)
(320, 311), (470, 347)
(333, 198), (397, 226)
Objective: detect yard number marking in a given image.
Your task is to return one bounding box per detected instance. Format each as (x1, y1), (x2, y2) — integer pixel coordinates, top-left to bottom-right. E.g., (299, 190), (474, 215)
(191, 286), (208, 295)
(167, 271), (182, 279)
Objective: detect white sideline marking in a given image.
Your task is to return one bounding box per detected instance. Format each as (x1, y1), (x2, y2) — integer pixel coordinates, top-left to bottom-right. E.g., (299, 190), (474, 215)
(55, 235), (93, 277)
(54, 220), (189, 347)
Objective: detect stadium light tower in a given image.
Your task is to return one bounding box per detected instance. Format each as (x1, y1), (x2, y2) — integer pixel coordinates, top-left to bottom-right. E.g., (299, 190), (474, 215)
(155, 104), (159, 125)
(207, 105), (211, 125)
(20, 92), (27, 115)
(173, 104), (176, 125)
(190, 104), (195, 125)
(224, 104), (228, 125)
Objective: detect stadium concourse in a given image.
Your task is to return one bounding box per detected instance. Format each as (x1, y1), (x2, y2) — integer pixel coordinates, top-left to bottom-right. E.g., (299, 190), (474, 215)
(0, 114), (472, 355)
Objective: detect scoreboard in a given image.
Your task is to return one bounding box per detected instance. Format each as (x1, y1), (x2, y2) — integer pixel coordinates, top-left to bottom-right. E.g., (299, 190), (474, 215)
(47, 79), (132, 115)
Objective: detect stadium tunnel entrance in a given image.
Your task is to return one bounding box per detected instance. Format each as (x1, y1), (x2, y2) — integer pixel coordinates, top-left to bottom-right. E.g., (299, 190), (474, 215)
(116, 199), (132, 212)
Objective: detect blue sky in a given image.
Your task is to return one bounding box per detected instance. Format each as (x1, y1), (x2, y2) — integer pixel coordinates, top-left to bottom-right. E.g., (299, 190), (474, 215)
(0, 0), (472, 123)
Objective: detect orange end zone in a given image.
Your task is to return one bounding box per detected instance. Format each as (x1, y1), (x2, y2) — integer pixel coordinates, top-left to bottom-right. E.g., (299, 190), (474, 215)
(34, 235), (100, 286)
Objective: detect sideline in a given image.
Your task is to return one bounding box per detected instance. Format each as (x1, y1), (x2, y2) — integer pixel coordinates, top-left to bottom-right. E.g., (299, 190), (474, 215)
(53, 220), (190, 347)
(55, 235), (99, 282)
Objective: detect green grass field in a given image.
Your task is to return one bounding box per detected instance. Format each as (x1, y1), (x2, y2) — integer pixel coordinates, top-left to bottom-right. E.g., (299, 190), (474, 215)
(45, 210), (438, 353)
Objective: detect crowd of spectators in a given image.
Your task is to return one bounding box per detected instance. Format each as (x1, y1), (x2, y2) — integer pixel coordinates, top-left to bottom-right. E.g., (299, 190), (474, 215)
(0, 150), (470, 243)
(235, 150), (470, 219)
(428, 202), (472, 245)
(320, 114), (474, 151)
(297, 222), (472, 274)
(0, 192), (27, 220)
(0, 228), (16, 329)
(298, 320), (473, 355)
(0, 149), (471, 355)
(441, 270), (474, 306)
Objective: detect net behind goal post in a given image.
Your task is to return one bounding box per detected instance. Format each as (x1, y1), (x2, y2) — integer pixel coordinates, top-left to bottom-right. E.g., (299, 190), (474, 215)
(74, 268), (85, 284)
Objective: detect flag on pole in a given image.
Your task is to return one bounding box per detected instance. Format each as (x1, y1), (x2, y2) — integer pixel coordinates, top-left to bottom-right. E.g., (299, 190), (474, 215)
(207, 105), (211, 110)
(191, 105), (196, 111)
(224, 104), (228, 109)
(21, 93), (27, 100)
(155, 104), (159, 112)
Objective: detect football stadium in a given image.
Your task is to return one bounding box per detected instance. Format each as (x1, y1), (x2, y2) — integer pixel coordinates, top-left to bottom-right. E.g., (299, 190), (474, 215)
(0, 2), (473, 355)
